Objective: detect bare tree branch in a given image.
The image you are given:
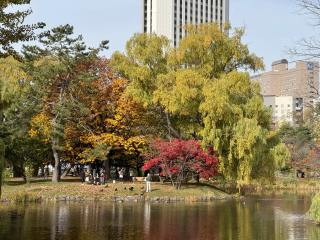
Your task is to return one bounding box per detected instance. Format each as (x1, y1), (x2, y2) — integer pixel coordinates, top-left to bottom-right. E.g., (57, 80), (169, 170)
(287, 0), (320, 59)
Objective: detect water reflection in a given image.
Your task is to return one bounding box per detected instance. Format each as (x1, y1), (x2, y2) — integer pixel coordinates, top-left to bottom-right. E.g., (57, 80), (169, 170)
(0, 193), (319, 240)
(144, 201), (151, 237)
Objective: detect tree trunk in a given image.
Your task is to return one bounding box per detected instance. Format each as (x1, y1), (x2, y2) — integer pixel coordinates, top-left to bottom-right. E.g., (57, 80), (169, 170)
(104, 157), (110, 180)
(61, 165), (71, 178)
(165, 112), (180, 139)
(192, 173), (200, 183)
(87, 163), (92, 175)
(52, 146), (61, 182)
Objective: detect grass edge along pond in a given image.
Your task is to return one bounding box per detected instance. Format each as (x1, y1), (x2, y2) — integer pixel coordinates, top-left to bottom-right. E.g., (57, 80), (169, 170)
(0, 178), (235, 203)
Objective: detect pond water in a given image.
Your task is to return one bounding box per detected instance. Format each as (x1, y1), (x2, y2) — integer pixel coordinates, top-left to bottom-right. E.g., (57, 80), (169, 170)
(0, 192), (319, 240)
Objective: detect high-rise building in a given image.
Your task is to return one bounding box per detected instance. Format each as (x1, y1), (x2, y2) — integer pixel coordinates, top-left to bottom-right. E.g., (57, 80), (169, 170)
(142, 0), (230, 47)
(251, 59), (319, 109)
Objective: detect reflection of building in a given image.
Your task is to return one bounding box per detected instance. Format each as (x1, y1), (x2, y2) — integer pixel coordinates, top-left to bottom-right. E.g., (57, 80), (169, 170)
(251, 59), (319, 109)
(142, 0), (230, 47)
(263, 95), (303, 126)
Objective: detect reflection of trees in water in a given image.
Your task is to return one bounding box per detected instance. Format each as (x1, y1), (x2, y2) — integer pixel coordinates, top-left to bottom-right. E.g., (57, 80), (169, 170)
(57, 205), (69, 235)
(274, 207), (307, 240)
(118, 203), (123, 231)
(83, 204), (90, 232)
(1, 198), (320, 239)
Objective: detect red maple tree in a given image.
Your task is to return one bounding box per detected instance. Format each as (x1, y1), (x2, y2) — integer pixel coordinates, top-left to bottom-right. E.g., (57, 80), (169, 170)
(142, 139), (219, 189)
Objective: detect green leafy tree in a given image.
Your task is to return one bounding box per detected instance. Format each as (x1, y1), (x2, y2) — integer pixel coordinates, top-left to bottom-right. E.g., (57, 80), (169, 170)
(0, 56), (53, 181)
(0, 56), (27, 112)
(0, 139), (4, 197)
(307, 192), (320, 223)
(277, 123), (316, 176)
(111, 23), (265, 139)
(111, 22), (284, 188)
(304, 102), (320, 139)
(21, 24), (108, 182)
(169, 22), (265, 78)
(0, 0), (45, 194)
(0, 0), (46, 59)
(111, 32), (175, 137)
(0, 55), (30, 194)
(199, 71), (278, 187)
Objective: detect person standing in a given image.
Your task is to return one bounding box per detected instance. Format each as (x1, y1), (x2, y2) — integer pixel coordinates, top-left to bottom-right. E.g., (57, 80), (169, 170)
(146, 173), (152, 192)
(89, 173), (94, 185)
(38, 167), (42, 179)
(95, 173), (100, 185)
(80, 168), (86, 185)
(100, 168), (105, 184)
(119, 168), (124, 183)
(129, 169), (134, 182)
(44, 167), (49, 179)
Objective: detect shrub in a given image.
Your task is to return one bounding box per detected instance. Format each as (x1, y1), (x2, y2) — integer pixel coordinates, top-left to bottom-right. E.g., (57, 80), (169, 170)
(282, 178), (299, 186)
(1, 169), (11, 183)
(24, 167), (34, 183)
(307, 193), (320, 223)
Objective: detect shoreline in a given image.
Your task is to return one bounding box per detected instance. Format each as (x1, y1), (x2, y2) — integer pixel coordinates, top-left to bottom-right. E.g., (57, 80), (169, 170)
(1, 177), (236, 203)
(0, 194), (237, 204)
(2, 176), (319, 204)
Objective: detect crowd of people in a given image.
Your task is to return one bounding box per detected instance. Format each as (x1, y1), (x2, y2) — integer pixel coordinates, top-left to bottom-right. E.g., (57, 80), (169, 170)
(37, 164), (152, 191)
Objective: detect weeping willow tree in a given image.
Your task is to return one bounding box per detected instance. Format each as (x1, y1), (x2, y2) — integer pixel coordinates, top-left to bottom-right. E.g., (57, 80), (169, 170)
(0, 139), (5, 197)
(111, 22), (289, 190)
(199, 71), (284, 189)
(0, 57), (27, 196)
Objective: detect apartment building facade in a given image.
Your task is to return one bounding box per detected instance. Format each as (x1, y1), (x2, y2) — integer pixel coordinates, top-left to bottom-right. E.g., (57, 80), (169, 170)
(263, 95), (303, 126)
(251, 59), (319, 109)
(142, 0), (230, 47)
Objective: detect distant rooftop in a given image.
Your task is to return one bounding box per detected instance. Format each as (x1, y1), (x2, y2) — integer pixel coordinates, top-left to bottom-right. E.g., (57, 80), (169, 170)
(271, 59), (288, 66)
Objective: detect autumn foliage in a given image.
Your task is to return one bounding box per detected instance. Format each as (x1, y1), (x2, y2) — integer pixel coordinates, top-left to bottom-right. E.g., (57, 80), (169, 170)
(142, 139), (219, 189)
(294, 147), (320, 173)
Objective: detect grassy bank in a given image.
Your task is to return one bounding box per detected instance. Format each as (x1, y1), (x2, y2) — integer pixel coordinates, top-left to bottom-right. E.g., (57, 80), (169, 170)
(3, 176), (318, 203)
(210, 177), (320, 195)
(1, 177), (233, 203)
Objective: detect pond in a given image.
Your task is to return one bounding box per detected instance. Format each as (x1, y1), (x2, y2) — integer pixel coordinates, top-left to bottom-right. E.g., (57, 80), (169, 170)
(0, 192), (319, 240)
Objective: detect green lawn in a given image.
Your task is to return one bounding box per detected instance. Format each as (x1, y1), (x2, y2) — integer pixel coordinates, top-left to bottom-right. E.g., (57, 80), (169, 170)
(1, 176), (232, 202)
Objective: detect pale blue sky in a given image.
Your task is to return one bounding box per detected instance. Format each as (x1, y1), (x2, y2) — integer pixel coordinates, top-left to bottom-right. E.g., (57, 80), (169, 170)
(11, 0), (314, 72)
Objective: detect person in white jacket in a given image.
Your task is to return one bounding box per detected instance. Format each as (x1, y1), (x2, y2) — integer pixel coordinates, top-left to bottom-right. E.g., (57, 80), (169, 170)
(146, 173), (152, 192)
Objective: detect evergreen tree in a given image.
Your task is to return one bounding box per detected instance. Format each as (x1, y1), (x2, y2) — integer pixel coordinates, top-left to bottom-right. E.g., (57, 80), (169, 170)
(0, 0), (46, 59)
